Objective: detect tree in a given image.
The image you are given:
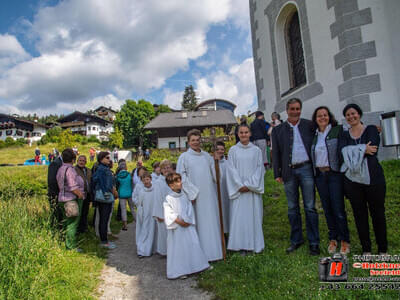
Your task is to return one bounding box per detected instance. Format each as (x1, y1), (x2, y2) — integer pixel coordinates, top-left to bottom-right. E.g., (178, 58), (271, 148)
(181, 85), (198, 111)
(155, 104), (171, 116)
(109, 127), (124, 149)
(57, 129), (75, 151)
(114, 99), (156, 148)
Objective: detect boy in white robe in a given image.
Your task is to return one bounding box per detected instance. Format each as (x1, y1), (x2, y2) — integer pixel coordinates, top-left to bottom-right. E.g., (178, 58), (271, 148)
(177, 129), (223, 261)
(151, 161), (161, 182)
(133, 171), (157, 257)
(226, 124), (265, 255)
(163, 172), (210, 279)
(152, 159), (172, 256)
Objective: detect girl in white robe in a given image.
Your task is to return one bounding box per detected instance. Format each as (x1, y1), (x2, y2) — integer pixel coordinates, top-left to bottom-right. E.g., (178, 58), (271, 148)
(133, 173), (157, 257)
(226, 124), (265, 253)
(163, 173), (210, 279)
(152, 160), (172, 256)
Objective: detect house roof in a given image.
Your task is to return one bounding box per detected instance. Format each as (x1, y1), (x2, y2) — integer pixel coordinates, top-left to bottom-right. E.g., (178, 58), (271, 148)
(94, 106), (117, 113)
(144, 109), (237, 130)
(58, 111), (112, 126)
(0, 113), (49, 129)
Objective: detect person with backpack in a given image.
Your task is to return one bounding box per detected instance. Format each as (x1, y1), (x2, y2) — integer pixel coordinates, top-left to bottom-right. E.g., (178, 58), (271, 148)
(116, 162), (134, 230)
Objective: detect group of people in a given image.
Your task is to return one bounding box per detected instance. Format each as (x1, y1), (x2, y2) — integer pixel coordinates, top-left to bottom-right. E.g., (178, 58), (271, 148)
(47, 97), (388, 280)
(271, 99), (387, 256)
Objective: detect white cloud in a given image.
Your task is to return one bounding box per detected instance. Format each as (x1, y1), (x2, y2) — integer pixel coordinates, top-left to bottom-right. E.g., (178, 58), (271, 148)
(0, 34), (31, 72)
(0, 0), (232, 111)
(196, 57), (257, 115)
(163, 89), (183, 110)
(163, 57), (257, 115)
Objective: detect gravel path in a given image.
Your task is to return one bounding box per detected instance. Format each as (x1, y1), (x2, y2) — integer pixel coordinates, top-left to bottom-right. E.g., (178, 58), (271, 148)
(97, 221), (211, 300)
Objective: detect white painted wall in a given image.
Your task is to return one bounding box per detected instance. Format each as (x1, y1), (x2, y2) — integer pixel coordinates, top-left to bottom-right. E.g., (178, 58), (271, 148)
(157, 137), (187, 149)
(360, 0), (400, 114)
(254, 0), (400, 121)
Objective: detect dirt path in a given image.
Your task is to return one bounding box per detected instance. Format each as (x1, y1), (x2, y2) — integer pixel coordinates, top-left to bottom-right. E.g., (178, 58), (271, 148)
(97, 221), (211, 300)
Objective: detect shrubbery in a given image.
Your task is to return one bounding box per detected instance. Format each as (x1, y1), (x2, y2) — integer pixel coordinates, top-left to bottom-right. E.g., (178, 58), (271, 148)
(0, 137), (27, 148)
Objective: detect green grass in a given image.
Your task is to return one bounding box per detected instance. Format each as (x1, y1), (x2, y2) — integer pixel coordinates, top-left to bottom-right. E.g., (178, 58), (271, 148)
(198, 160), (400, 299)
(0, 166), (130, 299)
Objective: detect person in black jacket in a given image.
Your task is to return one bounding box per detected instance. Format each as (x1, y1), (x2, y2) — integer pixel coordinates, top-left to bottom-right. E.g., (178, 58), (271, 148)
(272, 98), (320, 256)
(47, 155), (63, 228)
(250, 111), (270, 167)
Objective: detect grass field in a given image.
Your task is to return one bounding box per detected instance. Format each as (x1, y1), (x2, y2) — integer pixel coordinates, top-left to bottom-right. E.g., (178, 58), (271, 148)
(0, 165), (130, 299)
(198, 160), (400, 299)
(1, 143), (399, 299)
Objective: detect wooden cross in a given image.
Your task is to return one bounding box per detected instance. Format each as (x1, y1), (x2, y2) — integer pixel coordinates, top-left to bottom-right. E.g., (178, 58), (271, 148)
(201, 127), (228, 261)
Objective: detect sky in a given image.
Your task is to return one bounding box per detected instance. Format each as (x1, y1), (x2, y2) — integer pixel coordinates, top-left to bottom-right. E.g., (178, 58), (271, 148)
(0, 0), (257, 117)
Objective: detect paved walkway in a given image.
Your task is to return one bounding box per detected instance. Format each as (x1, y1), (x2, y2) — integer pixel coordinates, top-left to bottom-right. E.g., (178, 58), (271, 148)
(98, 221), (211, 300)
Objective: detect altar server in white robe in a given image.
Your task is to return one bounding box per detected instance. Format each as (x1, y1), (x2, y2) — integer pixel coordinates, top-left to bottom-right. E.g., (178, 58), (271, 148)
(214, 141), (230, 234)
(152, 159), (172, 256)
(163, 172), (210, 279)
(151, 161), (161, 182)
(177, 129), (223, 261)
(226, 124), (265, 254)
(133, 171), (157, 257)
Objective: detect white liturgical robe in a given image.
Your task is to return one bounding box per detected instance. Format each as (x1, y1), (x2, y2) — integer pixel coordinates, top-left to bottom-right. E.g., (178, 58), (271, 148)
(177, 148), (223, 261)
(164, 190), (209, 279)
(226, 142), (265, 253)
(133, 185), (157, 256)
(152, 175), (169, 256)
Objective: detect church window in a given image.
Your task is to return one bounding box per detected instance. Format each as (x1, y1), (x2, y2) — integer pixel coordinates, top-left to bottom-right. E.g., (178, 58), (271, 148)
(286, 11), (306, 89)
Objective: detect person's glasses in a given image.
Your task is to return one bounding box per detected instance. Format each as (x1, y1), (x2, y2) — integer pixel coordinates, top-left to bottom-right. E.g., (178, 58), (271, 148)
(105, 157), (111, 160)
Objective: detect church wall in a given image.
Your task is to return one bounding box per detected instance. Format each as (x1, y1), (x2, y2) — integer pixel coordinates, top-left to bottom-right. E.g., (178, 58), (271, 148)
(359, 0), (400, 114)
(251, 0), (400, 159)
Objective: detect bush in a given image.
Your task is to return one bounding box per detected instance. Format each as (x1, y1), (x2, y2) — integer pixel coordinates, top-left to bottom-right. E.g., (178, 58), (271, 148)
(5, 137), (15, 146)
(38, 135), (49, 145)
(80, 136), (88, 145)
(87, 135), (100, 143)
(0, 140), (5, 149)
(45, 126), (62, 143)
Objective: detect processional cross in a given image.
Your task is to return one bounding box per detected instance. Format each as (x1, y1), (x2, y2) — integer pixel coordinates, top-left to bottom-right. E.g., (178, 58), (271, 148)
(201, 127), (229, 261)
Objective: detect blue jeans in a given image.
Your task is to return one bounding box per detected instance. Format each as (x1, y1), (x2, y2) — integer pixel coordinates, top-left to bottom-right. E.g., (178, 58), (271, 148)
(315, 171), (350, 243)
(284, 163), (319, 245)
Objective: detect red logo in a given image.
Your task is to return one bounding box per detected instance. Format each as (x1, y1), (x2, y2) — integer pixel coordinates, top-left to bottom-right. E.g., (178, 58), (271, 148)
(329, 262), (343, 276)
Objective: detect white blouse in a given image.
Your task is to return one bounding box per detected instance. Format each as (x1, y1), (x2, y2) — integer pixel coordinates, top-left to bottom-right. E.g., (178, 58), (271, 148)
(315, 124), (331, 168)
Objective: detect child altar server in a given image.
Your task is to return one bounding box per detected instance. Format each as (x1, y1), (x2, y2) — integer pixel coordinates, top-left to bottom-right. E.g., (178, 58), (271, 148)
(226, 124), (265, 254)
(163, 173), (210, 279)
(133, 171), (157, 257)
(152, 159), (173, 256)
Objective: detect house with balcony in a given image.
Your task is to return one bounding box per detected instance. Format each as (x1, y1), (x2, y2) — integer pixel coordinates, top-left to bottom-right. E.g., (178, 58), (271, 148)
(0, 114), (48, 142)
(58, 111), (114, 141)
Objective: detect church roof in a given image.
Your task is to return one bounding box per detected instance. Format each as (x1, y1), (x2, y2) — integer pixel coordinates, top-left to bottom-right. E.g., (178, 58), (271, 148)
(144, 109), (237, 130)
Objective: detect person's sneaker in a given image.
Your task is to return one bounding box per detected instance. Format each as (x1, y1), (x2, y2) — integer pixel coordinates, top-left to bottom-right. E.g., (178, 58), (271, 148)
(100, 242), (117, 250)
(180, 275), (188, 280)
(340, 241), (350, 255)
(328, 240), (337, 254)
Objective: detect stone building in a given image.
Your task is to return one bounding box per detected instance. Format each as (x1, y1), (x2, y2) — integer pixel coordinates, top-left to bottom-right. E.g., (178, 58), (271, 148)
(250, 0), (400, 124)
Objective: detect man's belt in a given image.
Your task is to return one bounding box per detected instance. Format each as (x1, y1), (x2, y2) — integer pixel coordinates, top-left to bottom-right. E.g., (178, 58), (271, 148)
(290, 161), (310, 169)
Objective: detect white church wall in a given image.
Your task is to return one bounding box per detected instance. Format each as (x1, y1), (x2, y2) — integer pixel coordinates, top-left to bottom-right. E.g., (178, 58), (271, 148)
(360, 0), (400, 114)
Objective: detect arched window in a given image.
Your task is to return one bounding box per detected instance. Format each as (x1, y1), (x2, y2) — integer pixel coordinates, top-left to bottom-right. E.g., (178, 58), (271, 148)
(286, 11), (306, 89)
